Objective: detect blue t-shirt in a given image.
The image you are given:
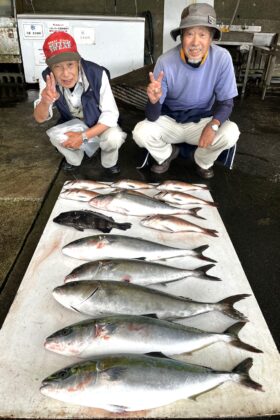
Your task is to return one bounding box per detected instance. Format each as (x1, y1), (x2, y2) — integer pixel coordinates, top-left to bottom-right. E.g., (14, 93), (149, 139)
(149, 44), (238, 123)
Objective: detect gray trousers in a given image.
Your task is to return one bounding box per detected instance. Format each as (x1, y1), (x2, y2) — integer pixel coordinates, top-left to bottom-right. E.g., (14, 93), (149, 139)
(50, 125), (126, 168)
(132, 116), (240, 169)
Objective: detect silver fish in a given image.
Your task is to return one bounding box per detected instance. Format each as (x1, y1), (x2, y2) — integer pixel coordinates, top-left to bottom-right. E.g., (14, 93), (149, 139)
(60, 188), (99, 202)
(64, 260), (220, 284)
(141, 214), (219, 237)
(157, 180), (208, 192)
(89, 190), (205, 218)
(40, 355), (263, 412)
(110, 179), (155, 190)
(63, 180), (110, 190)
(53, 280), (249, 321)
(155, 190), (217, 207)
(44, 315), (262, 358)
(62, 234), (216, 262)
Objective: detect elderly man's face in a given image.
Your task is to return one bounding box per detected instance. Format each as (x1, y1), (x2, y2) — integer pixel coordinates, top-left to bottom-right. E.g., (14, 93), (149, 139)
(182, 26), (212, 63)
(51, 60), (79, 88)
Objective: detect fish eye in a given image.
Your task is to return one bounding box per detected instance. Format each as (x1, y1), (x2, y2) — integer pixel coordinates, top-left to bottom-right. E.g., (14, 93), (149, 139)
(61, 327), (72, 336)
(58, 369), (71, 379)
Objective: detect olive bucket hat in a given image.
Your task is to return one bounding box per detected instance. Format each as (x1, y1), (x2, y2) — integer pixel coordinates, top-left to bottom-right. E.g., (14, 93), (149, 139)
(170, 3), (221, 41)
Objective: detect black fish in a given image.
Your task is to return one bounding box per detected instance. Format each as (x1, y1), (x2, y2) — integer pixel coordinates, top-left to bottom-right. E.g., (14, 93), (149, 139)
(53, 210), (131, 233)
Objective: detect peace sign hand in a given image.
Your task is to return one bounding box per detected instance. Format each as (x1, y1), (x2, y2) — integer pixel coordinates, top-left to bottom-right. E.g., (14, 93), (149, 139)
(147, 71), (164, 104)
(41, 72), (60, 105)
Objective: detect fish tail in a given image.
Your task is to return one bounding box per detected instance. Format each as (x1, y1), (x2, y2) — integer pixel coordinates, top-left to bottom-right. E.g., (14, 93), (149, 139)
(218, 294), (250, 320)
(193, 245), (217, 263)
(195, 264), (221, 281)
(209, 202), (218, 207)
(204, 228), (219, 237)
(116, 222), (132, 231)
(188, 207), (206, 220)
(225, 322), (263, 353)
(232, 358), (264, 391)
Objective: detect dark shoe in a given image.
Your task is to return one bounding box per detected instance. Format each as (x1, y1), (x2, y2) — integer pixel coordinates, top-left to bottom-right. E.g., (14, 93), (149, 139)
(105, 164), (120, 175)
(196, 164), (214, 179)
(62, 161), (79, 171)
(151, 145), (179, 174)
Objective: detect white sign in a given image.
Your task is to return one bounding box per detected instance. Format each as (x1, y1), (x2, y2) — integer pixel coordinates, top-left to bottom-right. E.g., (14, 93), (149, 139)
(23, 23), (44, 39)
(73, 27), (95, 45)
(47, 21), (70, 34)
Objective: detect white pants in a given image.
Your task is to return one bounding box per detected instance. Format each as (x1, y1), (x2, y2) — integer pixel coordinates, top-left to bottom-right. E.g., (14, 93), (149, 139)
(50, 125), (127, 168)
(132, 116), (240, 169)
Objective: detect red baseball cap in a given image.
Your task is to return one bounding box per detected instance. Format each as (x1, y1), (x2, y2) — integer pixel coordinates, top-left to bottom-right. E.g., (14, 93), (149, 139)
(43, 31), (81, 67)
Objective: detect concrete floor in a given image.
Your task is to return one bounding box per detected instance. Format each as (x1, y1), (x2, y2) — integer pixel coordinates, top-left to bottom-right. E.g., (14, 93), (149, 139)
(0, 82), (279, 418)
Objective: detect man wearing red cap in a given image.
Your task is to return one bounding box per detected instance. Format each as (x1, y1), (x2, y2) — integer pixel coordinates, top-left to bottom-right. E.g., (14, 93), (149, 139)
(132, 3), (240, 179)
(34, 31), (126, 173)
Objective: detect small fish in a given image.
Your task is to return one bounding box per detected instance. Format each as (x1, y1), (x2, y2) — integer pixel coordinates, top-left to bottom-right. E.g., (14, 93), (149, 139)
(63, 180), (110, 190)
(44, 315), (262, 358)
(89, 190), (205, 219)
(157, 180), (208, 192)
(40, 355), (263, 412)
(64, 260), (220, 284)
(60, 188), (99, 202)
(53, 210), (131, 233)
(111, 179), (155, 190)
(62, 234), (216, 263)
(141, 215), (219, 237)
(53, 280), (249, 321)
(155, 191), (217, 207)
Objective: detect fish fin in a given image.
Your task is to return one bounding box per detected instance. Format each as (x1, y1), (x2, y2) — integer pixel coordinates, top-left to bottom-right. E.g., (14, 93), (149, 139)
(205, 228), (219, 237)
(218, 294), (250, 321)
(75, 226), (84, 231)
(209, 202), (218, 207)
(146, 352), (172, 359)
(143, 313), (159, 319)
(189, 207), (206, 220)
(99, 227), (112, 233)
(107, 404), (129, 413)
(193, 245), (217, 263)
(225, 322), (263, 353)
(194, 264), (221, 281)
(70, 305), (82, 314)
(232, 358), (264, 391)
(105, 367), (128, 381)
(116, 222), (132, 231)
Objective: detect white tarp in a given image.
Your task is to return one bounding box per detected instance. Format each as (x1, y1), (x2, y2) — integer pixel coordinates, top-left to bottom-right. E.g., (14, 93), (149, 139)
(0, 181), (279, 418)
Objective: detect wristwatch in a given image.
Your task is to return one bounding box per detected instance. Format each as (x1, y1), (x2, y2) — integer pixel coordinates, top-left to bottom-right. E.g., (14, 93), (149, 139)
(210, 123), (219, 132)
(81, 131), (88, 144)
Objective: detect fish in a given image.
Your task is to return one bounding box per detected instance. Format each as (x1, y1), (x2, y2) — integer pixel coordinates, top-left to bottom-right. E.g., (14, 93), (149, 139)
(63, 180), (110, 190)
(157, 180), (208, 192)
(52, 280), (249, 321)
(110, 179), (155, 190)
(141, 215), (219, 237)
(40, 354), (263, 412)
(155, 191), (217, 207)
(59, 188), (99, 202)
(62, 234), (216, 263)
(89, 190), (205, 218)
(44, 315), (262, 358)
(64, 260), (220, 284)
(53, 210), (131, 233)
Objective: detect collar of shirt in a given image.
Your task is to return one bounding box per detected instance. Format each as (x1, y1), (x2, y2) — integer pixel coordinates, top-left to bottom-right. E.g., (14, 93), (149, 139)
(180, 47), (209, 66)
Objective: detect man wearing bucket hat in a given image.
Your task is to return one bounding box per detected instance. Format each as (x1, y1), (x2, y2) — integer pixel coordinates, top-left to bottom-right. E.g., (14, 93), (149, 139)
(132, 3), (240, 179)
(34, 31), (126, 173)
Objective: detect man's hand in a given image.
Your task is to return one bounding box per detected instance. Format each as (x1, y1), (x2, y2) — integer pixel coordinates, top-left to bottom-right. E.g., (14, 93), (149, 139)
(198, 122), (219, 148)
(62, 131), (83, 149)
(147, 71), (164, 104)
(40, 73), (60, 106)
